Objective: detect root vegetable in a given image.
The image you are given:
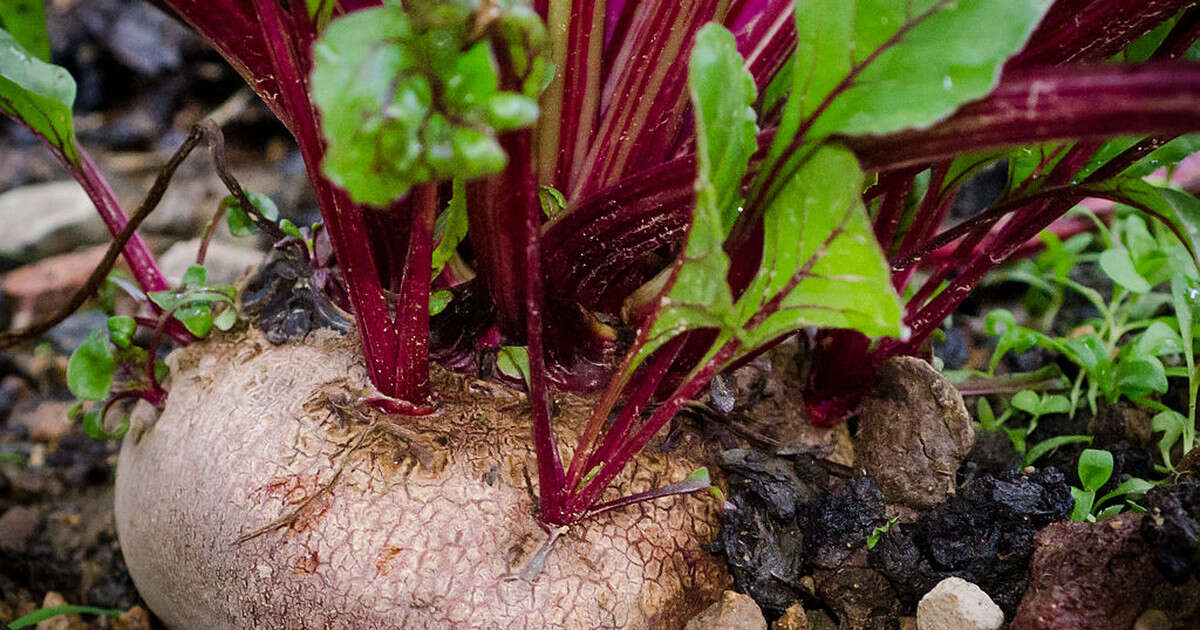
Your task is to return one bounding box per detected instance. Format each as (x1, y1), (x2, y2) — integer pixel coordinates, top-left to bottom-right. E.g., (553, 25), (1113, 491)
(114, 330), (727, 629)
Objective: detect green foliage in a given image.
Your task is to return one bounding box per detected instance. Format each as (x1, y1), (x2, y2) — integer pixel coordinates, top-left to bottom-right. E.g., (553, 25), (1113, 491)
(67, 330), (115, 401)
(311, 0), (549, 206)
(0, 0), (50, 61)
(148, 265), (238, 338)
(633, 25), (902, 376)
(222, 192), (279, 237)
(0, 26), (79, 165)
(432, 179), (468, 277)
(428, 289), (453, 316)
(496, 345), (530, 386)
(7, 604), (122, 629)
(1069, 448), (1154, 522)
(866, 516), (899, 549)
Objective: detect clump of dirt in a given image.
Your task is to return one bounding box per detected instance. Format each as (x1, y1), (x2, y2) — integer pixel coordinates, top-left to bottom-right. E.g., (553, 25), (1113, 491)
(715, 449), (814, 616)
(714, 448), (887, 618)
(1140, 476), (1200, 584)
(1011, 515), (1160, 630)
(868, 468), (1072, 615)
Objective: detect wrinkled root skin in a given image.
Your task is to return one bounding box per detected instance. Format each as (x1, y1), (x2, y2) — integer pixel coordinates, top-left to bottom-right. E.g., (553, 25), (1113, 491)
(114, 330), (728, 629)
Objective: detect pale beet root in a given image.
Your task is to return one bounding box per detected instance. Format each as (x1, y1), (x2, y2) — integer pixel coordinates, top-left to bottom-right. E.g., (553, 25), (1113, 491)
(114, 330), (728, 629)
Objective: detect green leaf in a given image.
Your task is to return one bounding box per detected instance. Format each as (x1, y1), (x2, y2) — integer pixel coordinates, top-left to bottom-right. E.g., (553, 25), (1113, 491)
(1069, 486), (1095, 522)
(106, 316), (136, 349)
(1097, 477), (1156, 508)
(689, 23), (758, 229)
(1134, 321), (1183, 357)
(213, 304), (237, 331)
(1152, 410), (1186, 467)
(81, 409), (128, 441)
(429, 289), (453, 316)
(182, 265), (207, 287)
(1010, 389), (1040, 416)
(305, 0), (336, 33)
(66, 330), (115, 401)
(496, 345), (530, 386)
(538, 185), (566, 219)
(786, 0), (1052, 140)
(1081, 135), (1200, 180)
(311, 4), (545, 206)
(432, 180), (468, 276)
(0, 0), (50, 61)
(1024, 434), (1092, 467)
(742, 145), (903, 346)
(1089, 179), (1200, 277)
(1115, 356), (1168, 399)
(1078, 448), (1114, 492)
(0, 27), (79, 165)
(279, 219), (303, 240)
(1041, 394), (1072, 415)
(222, 192), (279, 237)
(976, 397), (996, 430)
(1099, 248), (1152, 293)
(7, 604), (122, 629)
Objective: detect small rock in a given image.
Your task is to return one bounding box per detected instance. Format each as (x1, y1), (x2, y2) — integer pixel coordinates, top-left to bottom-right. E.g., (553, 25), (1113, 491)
(855, 357), (974, 508)
(0, 505), (40, 550)
(1133, 609), (1170, 630)
(0, 182), (109, 263)
(12, 401), (75, 442)
(158, 237), (264, 286)
(35, 591), (88, 630)
(0, 246), (109, 329)
(110, 606), (151, 630)
(771, 603), (812, 630)
(916, 577), (1003, 630)
(684, 590), (767, 630)
(1011, 515), (1161, 630)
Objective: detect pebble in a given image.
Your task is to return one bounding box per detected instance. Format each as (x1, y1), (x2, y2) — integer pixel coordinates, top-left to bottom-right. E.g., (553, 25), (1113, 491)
(916, 577), (1004, 630)
(771, 603), (811, 630)
(158, 237), (264, 286)
(0, 246), (109, 329)
(684, 591), (767, 630)
(0, 505), (40, 550)
(0, 182), (108, 263)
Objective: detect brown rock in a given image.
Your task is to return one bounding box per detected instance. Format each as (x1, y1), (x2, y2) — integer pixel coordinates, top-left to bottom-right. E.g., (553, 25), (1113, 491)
(813, 565), (901, 630)
(685, 591), (767, 630)
(855, 357), (974, 508)
(0, 506), (40, 550)
(0, 246), (109, 329)
(110, 606), (151, 630)
(1132, 609), (1170, 630)
(12, 401), (75, 442)
(772, 603), (812, 630)
(1011, 515), (1161, 630)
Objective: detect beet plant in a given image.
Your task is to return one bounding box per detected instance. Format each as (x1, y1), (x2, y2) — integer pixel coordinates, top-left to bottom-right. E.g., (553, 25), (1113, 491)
(7, 0), (1200, 625)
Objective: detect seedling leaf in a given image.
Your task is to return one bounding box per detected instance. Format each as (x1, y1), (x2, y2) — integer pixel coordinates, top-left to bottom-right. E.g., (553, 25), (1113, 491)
(1078, 448), (1114, 492)
(223, 192), (279, 237)
(7, 604), (122, 629)
(106, 316), (136, 349)
(67, 330), (115, 401)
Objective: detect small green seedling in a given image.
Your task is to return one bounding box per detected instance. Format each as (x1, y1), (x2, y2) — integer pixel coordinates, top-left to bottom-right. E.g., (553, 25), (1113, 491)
(1069, 448), (1155, 522)
(866, 516), (900, 550)
(6, 604), (122, 629)
(975, 390), (1090, 466)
